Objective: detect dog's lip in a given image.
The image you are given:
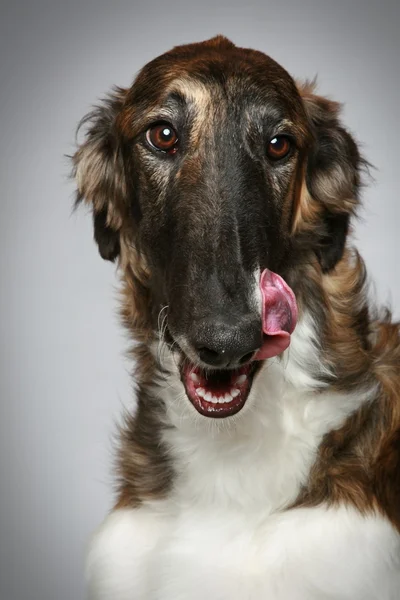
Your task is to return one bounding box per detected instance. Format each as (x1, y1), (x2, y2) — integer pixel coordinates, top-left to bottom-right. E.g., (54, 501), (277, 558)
(180, 359), (258, 418)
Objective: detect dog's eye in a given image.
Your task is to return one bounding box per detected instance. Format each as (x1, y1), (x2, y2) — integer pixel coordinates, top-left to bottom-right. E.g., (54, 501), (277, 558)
(266, 135), (292, 161)
(146, 124), (179, 154)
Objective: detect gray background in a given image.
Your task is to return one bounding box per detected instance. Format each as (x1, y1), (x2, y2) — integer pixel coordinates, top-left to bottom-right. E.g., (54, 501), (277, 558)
(0, 1), (399, 599)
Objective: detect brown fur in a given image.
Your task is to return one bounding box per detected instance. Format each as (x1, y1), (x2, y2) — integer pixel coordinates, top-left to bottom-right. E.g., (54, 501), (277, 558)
(291, 253), (400, 527)
(294, 319), (400, 526)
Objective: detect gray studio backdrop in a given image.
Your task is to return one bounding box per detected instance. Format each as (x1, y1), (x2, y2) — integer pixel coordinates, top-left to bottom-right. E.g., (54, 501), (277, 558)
(0, 1), (399, 599)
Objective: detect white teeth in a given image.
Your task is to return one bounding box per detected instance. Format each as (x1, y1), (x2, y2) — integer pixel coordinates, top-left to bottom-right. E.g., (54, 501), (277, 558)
(235, 374), (247, 385)
(190, 372), (200, 383)
(201, 392), (227, 404)
(196, 387), (241, 404)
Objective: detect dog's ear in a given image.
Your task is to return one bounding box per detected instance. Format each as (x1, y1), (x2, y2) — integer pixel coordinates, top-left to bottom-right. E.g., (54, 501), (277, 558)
(73, 88), (128, 262)
(297, 82), (364, 272)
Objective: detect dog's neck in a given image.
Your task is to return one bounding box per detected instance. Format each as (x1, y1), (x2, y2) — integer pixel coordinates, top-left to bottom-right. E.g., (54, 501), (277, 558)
(290, 247), (374, 392)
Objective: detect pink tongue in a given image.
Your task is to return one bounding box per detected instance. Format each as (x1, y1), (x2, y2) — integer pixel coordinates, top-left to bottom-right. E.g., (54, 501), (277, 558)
(254, 269), (298, 360)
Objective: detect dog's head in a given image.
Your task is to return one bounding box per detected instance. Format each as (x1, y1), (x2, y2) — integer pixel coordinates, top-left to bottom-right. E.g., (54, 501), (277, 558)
(74, 36), (364, 417)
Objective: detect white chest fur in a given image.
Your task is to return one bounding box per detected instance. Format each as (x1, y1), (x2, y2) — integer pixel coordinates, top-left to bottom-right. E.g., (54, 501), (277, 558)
(87, 503), (400, 600)
(87, 317), (400, 599)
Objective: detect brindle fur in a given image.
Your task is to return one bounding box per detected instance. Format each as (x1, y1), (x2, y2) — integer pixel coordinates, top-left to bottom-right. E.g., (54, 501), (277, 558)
(73, 36), (400, 527)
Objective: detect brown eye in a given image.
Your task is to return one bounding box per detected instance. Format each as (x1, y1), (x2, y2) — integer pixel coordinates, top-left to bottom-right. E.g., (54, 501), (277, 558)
(267, 135), (292, 160)
(146, 123), (178, 154)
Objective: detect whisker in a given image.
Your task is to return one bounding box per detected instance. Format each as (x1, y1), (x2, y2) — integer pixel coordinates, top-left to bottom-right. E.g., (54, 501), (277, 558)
(156, 304), (169, 368)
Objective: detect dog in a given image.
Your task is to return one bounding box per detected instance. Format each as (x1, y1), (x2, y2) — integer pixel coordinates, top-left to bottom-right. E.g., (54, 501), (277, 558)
(73, 36), (400, 599)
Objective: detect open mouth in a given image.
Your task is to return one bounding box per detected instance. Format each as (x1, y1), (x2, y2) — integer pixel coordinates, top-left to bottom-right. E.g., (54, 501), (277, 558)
(177, 268), (298, 418)
(181, 361), (259, 418)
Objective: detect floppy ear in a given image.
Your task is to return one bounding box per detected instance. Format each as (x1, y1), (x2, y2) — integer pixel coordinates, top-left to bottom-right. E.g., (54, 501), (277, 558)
(298, 82), (364, 272)
(73, 87), (128, 262)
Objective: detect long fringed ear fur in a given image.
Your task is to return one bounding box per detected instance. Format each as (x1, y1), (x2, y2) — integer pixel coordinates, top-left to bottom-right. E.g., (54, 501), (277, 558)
(72, 87), (128, 262)
(298, 81), (366, 272)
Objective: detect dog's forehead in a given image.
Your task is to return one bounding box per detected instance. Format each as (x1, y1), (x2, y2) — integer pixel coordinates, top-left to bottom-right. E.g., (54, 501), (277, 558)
(132, 38), (299, 107)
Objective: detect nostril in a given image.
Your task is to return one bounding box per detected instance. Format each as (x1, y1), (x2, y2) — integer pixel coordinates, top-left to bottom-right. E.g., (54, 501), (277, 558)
(198, 347), (222, 366)
(197, 347), (256, 368)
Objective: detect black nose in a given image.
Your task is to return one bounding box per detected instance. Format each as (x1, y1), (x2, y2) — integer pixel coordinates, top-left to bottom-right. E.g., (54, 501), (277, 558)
(191, 316), (262, 368)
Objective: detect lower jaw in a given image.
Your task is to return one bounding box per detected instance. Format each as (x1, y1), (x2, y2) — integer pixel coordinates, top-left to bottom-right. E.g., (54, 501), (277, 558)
(181, 361), (259, 418)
